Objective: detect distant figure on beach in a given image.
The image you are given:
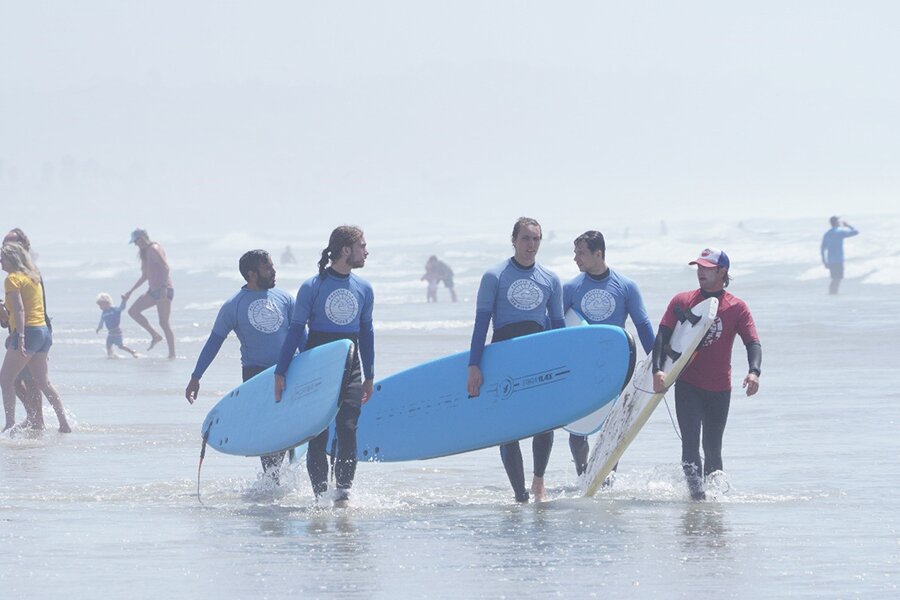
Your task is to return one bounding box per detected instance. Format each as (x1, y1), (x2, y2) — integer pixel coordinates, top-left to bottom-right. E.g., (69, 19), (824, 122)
(95, 293), (138, 358)
(186, 249), (294, 479)
(467, 217), (564, 503)
(281, 245), (296, 265)
(0, 242), (70, 433)
(652, 248), (761, 500)
(821, 216), (859, 295)
(422, 256), (457, 302)
(563, 230), (655, 481)
(122, 228), (176, 358)
(275, 226), (374, 508)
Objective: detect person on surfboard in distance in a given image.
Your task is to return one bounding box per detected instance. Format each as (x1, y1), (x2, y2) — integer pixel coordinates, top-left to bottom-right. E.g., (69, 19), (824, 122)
(467, 217), (564, 503)
(821, 216), (859, 295)
(274, 226), (374, 509)
(563, 230), (655, 482)
(651, 248), (761, 500)
(185, 249), (294, 479)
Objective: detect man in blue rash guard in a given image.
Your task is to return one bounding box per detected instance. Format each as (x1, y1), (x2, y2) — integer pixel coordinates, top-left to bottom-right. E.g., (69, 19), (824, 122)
(821, 216), (859, 295)
(274, 226), (374, 509)
(185, 250), (294, 477)
(563, 231), (655, 479)
(467, 217), (565, 503)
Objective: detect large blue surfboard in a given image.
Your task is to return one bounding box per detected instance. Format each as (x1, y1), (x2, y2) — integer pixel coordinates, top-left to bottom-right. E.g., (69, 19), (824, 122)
(348, 326), (635, 462)
(201, 339), (354, 456)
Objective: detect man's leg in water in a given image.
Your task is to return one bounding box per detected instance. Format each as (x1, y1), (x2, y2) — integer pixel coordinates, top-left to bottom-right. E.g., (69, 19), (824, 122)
(675, 381), (706, 500)
(306, 428), (329, 498)
(569, 433), (588, 476)
(333, 400), (361, 505)
(531, 431), (554, 501)
(701, 391), (731, 477)
(500, 441), (529, 502)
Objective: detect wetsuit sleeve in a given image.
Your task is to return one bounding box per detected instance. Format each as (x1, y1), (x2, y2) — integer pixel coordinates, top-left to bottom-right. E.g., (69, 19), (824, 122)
(470, 272), (498, 367)
(547, 275), (564, 324)
(210, 301), (235, 339)
(746, 342), (762, 376)
(468, 310), (492, 366)
(625, 282), (655, 354)
(359, 286), (375, 380)
(843, 226), (859, 238)
(651, 325), (673, 373)
(96, 316), (105, 332)
(191, 332), (226, 380)
(562, 281), (574, 313)
(821, 234), (828, 263)
(275, 283), (314, 376)
(275, 323), (307, 376)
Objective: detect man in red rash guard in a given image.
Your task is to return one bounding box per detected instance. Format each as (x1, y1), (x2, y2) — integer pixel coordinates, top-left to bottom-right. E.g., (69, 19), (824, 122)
(651, 248), (761, 500)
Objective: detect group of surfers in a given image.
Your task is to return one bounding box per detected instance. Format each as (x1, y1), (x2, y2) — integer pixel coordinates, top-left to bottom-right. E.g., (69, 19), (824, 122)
(184, 217), (762, 507)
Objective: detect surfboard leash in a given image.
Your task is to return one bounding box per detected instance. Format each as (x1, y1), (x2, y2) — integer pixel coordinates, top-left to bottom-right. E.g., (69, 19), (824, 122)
(197, 422), (212, 505)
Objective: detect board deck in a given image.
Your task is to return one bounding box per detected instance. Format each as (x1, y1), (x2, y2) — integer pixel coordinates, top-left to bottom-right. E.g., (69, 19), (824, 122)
(347, 325), (636, 462)
(563, 308), (615, 436)
(201, 339), (354, 456)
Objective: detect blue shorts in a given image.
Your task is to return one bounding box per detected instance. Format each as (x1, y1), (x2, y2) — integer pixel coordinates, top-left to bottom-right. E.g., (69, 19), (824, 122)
(148, 287), (175, 301)
(6, 326), (53, 354)
(106, 331), (125, 349)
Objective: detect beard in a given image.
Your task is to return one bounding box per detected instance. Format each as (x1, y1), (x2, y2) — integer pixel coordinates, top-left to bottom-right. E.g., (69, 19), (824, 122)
(258, 276), (276, 289)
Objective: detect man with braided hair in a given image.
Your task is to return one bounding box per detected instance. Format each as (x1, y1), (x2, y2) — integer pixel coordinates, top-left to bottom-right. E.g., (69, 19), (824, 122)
(275, 226), (374, 508)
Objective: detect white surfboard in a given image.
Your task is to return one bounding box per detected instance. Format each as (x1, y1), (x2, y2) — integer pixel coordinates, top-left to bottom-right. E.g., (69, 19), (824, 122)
(563, 308), (616, 436)
(581, 297), (719, 496)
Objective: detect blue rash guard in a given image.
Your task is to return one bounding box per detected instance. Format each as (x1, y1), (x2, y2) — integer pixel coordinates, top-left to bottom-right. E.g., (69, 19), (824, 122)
(275, 268), (375, 380)
(821, 225), (859, 265)
(469, 258), (565, 367)
(563, 269), (655, 354)
(97, 298), (126, 334)
(190, 286), (294, 380)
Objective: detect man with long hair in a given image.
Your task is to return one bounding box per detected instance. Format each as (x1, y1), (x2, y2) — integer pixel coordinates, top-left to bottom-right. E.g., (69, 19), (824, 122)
(275, 226), (374, 508)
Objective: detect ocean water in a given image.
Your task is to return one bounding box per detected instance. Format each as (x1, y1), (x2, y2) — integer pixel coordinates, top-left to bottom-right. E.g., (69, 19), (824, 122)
(2, 215), (899, 598)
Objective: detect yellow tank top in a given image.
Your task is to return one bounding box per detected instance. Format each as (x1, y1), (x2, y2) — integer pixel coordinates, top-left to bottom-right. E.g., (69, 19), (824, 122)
(4, 271), (46, 331)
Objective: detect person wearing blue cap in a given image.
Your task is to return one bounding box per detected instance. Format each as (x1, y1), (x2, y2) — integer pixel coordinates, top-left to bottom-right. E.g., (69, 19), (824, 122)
(821, 216), (859, 295)
(651, 248), (761, 500)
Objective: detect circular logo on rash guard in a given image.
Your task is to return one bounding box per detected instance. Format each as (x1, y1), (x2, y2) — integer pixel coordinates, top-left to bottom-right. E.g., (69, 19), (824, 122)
(700, 316), (723, 348)
(580, 289), (616, 322)
(325, 288), (359, 326)
(247, 298), (285, 334)
(507, 279), (544, 311)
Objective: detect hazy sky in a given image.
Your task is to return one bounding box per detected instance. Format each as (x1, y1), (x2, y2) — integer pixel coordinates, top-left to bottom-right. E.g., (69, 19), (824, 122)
(2, 2), (898, 240)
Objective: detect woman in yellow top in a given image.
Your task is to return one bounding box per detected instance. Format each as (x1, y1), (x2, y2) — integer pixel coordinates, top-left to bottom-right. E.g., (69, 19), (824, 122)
(0, 242), (71, 433)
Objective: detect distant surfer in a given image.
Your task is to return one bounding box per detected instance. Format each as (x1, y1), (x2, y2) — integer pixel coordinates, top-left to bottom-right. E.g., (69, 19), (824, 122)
(821, 216), (859, 295)
(185, 250), (294, 479)
(122, 228), (176, 358)
(274, 226), (374, 508)
(467, 217), (564, 503)
(281, 245), (296, 265)
(422, 256), (457, 302)
(652, 248), (761, 500)
(563, 230), (655, 481)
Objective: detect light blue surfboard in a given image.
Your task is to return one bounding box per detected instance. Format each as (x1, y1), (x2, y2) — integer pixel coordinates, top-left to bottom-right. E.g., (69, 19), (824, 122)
(347, 326), (635, 462)
(563, 308), (619, 436)
(201, 339), (354, 456)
